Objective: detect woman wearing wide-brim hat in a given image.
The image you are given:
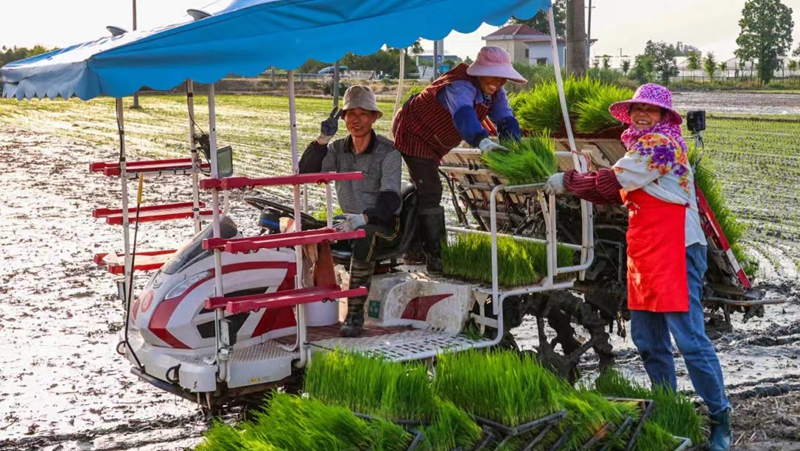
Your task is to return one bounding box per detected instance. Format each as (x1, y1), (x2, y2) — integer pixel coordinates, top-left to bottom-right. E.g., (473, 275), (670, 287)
(544, 83), (732, 451)
(391, 46), (527, 273)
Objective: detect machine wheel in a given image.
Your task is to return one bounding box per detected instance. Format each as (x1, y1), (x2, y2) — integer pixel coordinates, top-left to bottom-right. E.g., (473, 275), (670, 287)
(243, 196), (324, 229)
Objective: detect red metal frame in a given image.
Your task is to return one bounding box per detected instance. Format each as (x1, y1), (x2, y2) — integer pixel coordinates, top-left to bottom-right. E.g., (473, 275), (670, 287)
(90, 158), (209, 177)
(203, 228), (365, 253)
(695, 184), (751, 289)
(204, 285), (368, 314)
(199, 171), (363, 190)
(94, 249), (176, 274)
(93, 202), (216, 225)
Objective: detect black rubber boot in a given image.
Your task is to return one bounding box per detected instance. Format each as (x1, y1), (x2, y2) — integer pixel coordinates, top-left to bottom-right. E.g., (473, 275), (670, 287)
(418, 207), (445, 274)
(340, 259), (375, 338)
(708, 408), (732, 451)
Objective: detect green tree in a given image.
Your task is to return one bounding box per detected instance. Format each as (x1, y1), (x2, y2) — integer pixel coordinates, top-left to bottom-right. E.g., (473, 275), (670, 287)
(509, 0), (566, 38)
(298, 58), (330, 74)
(643, 40), (679, 84)
(703, 52), (717, 82)
(794, 44), (800, 57)
(409, 40), (424, 56)
(464, 56), (474, 65)
(718, 61), (728, 78)
(339, 48), (414, 79)
(788, 59), (799, 73)
(629, 54), (655, 84)
(592, 56), (600, 69)
(620, 59), (631, 75)
(686, 51), (701, 78)
(735, 0), (794, 84)
(601, 55), (611, 70)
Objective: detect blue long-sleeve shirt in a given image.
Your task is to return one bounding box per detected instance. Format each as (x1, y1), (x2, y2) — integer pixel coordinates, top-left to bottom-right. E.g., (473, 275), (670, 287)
(436, 80), (521, 146)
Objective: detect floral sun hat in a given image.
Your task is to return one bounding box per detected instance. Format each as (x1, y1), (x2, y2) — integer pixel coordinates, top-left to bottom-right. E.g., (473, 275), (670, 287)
(609, 83), (683, 125)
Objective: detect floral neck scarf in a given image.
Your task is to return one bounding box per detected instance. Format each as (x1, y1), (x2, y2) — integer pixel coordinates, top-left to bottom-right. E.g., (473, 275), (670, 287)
(621, 121), (688, 154)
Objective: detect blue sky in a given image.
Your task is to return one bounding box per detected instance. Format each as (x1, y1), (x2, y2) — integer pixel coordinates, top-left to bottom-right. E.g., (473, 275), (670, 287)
(2, 0), (799, 66)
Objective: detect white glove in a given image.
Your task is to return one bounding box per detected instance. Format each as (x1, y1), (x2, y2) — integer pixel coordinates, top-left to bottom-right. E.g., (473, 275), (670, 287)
(478, 137), (511, 154)
(544, 173), (566, 195)
(333, 214), (367, 232)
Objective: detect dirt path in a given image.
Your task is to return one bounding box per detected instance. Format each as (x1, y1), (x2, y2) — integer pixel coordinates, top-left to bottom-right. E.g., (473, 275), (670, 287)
(0, 126), (797, 450)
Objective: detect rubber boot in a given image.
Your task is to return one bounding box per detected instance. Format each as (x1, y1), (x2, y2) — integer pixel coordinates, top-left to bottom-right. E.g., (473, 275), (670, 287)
(708, 408), (733, 451)
(418, 207), (445, 275)
(402, 230), (426, 265)
(340, 259), (375, 338)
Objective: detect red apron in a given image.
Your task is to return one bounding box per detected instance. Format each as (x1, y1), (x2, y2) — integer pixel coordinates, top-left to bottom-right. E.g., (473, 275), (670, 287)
(621, 189), (689, 312)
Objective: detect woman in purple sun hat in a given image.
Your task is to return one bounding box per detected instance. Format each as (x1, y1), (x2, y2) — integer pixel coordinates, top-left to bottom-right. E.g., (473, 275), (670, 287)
(545, 83), (733, 451)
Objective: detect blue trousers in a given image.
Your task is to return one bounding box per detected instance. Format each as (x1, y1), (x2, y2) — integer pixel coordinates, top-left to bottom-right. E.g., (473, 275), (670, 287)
(630, 244), (731, 415)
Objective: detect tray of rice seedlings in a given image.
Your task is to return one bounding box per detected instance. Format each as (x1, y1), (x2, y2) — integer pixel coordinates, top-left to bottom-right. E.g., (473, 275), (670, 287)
(594, 370), (706, 448)
(480, 134), (559, 185)
(633, 422), (686, 451)
(689, 146), (757, 277)
(195, 392), (413, 451)
(511, 77), (631, 139)
(304, 350), (483, 451)
(552, 388), (632, 451)
(441, 233), (575, 287)
(433, 349), (568, 450)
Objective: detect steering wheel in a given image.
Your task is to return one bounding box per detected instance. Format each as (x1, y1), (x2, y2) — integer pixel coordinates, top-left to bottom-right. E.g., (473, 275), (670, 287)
(243, 196), (326, 230)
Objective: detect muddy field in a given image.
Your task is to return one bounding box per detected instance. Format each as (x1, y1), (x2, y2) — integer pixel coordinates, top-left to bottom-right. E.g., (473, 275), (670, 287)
(672, 91), (800, 116)
(0, 90), (799, 450)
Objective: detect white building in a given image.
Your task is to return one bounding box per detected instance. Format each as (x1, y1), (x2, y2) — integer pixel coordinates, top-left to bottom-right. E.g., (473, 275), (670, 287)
(482, 24), (566, 67)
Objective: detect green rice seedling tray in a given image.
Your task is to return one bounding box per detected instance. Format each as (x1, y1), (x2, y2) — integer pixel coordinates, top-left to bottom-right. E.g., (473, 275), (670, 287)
(603, 397), (656, 451)
(352, 412), (426, 450)
(448, 428), (496, 451)
(472, 410), (567, 450)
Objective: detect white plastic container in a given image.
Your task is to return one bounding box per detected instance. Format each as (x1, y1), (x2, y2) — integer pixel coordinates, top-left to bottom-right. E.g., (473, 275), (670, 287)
(305, 299), (340, 327)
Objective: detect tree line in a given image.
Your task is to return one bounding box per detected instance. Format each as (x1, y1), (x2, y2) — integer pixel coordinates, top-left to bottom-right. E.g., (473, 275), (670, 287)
(1, 45), (55, 68)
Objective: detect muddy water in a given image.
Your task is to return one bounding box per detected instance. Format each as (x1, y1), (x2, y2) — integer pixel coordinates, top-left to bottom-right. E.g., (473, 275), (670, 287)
(672, 91), (800, 116)
(1, 125), (798, 450)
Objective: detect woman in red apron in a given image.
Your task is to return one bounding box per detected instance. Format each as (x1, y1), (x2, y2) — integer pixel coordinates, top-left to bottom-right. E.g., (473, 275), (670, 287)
(545, 84), (732, 451)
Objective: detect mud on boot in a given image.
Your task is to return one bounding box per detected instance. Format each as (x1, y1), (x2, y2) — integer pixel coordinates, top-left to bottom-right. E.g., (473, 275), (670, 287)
(340, 302), (365, 337)
(708, 408), (732, 451)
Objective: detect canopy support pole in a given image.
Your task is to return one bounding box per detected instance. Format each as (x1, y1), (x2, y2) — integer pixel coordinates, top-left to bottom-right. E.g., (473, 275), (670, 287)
(116, 98), (132, 304)
(288, 70), (308, 369)
(548, 7), (593, 280)
(208, 83), (229, 381)
(391, 49), (407, 138)
(186, 79), (201, 234)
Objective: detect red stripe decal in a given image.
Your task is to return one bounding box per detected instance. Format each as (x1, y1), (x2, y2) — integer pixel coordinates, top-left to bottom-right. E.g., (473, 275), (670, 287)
(401, 294), (453, 321)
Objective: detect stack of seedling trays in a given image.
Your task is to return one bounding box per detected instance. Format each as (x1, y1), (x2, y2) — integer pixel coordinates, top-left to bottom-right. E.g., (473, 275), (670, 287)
(194, 350), (709, 451)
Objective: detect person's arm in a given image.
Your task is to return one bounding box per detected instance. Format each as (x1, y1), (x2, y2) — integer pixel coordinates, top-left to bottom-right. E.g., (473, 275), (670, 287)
(563, 168), (623, 205)
(363, 150), (402, 227)
(298, 140), (328, 174)
(437, 80), (488, 147)
(487, 88), (522, 142)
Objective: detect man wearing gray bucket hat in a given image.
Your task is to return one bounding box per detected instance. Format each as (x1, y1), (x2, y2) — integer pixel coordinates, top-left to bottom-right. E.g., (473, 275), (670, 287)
(300, 85), (402, 337)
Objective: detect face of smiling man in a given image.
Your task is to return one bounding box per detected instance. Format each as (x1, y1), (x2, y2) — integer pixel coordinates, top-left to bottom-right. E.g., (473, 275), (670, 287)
(630, 103), (663, 130)
(343, 107), (379, 140)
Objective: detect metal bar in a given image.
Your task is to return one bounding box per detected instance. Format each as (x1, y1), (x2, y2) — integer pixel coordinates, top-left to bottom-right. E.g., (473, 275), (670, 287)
(391, 49), (406, 134)
(116, 98), (132, 304)
(490, 184), (502, 314)
(548, 7), (577, 154)
(288, 71), (309, 369)
(208, 84), (228, 382)
(446, 226), (584, 251)
(326, 184), (333, 228)
(186, 79), (201, 234)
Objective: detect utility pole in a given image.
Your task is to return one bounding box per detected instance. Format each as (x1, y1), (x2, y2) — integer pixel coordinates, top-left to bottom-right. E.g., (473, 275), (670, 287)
(585, 0), (594, 68)
(566, 0), (587, 76)
(132, 0), (141, 109)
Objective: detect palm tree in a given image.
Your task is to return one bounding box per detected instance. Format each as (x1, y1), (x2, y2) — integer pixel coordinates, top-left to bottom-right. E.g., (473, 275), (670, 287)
(718, 61), (727, 80)
(703, 52), (717, 83)
(621, 59), (631, 75)
(686, 51), (701, 81)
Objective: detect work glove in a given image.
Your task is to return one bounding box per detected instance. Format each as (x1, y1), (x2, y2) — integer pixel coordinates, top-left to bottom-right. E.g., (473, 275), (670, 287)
(544, 173), (566, 195)
(317, 107), (342, 144)
(478, 137), (510, 154)
(332, 214), (367, 233)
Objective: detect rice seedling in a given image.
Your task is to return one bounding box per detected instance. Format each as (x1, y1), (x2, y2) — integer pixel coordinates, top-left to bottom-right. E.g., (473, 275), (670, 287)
(248, 393), (411, 451)
(574, 86), (634, 134)
(418, 400), (484, 451)
(311, 204), (344, 221)
(556, 388), (626, 450)
(595, 369), (705, 445)
(633, 421), (681, 451)
(195, 420), (246, 451)
(481, 134), (558, 184)
(434, 349), (566, 426)
(689, 146), (757, 277)
(441, 233), (575, 287)
(304, 350), (439, 421)
(512, 76), (630, 136)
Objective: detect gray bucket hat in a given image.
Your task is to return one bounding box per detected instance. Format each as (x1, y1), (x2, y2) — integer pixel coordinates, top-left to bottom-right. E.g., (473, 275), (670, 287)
(342, 85), (383, 118)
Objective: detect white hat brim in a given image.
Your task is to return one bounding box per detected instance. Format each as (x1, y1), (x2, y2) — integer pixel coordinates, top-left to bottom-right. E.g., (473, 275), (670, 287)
(467, 63), (527, 84)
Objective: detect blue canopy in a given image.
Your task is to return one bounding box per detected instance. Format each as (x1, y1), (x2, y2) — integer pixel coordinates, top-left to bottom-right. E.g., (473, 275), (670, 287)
(2, 0), (550, 100)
